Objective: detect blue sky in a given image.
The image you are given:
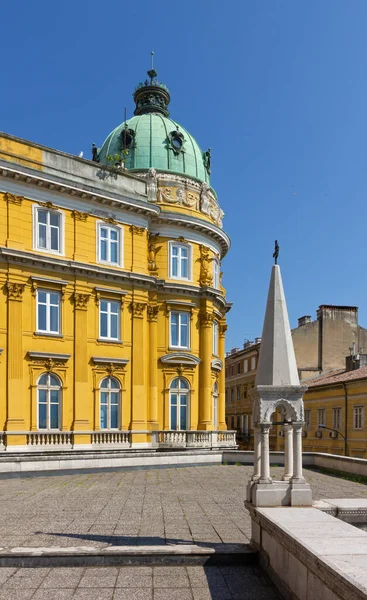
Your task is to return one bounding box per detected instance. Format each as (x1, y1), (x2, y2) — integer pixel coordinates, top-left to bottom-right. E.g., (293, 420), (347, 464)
(1, 1), (367, 350)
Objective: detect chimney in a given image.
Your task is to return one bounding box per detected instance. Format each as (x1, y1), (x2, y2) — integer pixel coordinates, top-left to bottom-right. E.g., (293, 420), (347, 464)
(298, 315), (312, 327)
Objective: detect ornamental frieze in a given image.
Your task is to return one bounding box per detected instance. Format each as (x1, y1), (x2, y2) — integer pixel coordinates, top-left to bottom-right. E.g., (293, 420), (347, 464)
(156, 182), (224, 228)
(4, 193), (24, 205)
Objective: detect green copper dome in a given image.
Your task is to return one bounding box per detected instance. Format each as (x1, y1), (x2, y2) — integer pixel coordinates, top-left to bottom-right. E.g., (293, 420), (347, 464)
(96, 70), (211, 185)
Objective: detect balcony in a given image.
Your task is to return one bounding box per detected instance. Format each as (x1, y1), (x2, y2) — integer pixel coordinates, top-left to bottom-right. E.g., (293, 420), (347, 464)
(152, 430), (237, 449)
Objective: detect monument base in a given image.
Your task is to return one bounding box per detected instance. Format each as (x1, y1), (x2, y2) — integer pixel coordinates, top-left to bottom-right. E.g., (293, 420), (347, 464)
(246, 479), (312, 507)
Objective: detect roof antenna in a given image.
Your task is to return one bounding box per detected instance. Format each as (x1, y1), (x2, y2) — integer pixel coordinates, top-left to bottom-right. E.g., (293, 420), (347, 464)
(148, 51), (157, 82)
(151, 50), (154, 70)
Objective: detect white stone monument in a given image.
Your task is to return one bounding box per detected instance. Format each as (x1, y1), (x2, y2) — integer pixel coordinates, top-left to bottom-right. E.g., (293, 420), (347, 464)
(247, 262), (312, 507)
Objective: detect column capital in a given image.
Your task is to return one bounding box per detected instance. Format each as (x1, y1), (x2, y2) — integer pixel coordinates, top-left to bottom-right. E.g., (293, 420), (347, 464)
(6, 282), (25, 301)
(72, 210), (88, 221)
(147, 304), (159, 322)
(200, 311), (214, 327)
(73, 293), (90, 310)
(219, 323), (227, 338)
(131, 302), (146, 318)
(129, 225), (146, 236)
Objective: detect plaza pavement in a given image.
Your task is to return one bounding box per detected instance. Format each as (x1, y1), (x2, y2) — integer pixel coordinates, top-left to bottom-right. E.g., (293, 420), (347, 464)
(0, 464), (365, 550)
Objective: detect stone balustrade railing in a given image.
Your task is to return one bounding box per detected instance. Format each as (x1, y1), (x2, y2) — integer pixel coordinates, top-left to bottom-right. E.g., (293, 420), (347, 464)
(91, 432), (131, 446)
(27, 432), (73, 447)
(152, 430), (237, 448)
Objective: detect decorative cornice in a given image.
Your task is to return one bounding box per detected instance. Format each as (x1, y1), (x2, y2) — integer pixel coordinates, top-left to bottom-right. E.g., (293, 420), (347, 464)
(92, 357), (129, 368)
(4, 192), (23, 205)
(130, 301), (146, 318)
(28, 351), (71, 372)
(130, 225), (146, 235)
(6, 282), (25, 300)
(147, 304), (159, 322)
(73, 292), (90, 310)
(160, 353), (201, 366)
(211, 358), (223, 371)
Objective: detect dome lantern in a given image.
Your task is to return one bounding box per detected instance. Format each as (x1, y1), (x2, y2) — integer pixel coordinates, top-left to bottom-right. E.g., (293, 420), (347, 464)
(133, 69), (171, 118)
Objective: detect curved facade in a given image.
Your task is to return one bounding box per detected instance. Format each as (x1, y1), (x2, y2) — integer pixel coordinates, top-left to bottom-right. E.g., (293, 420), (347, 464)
(0, 70), (233, 452)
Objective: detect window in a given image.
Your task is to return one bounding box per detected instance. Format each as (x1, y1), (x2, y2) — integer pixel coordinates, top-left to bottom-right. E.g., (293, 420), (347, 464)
(250, 356), (256, 371)
(317, 408), (326, 427)
(230, 389), (234, 403)
(170, 377), (189, 430)
(243, 359), (248, 373)
(213, 382), (219, 428)
(37, 290), (61, 334)
(237, 387), (241, 402)
(35, 208), (62, 253)
(304, 410), (311, 429)
(237, 363), (241, 374)
(170, 243), (190, 280)
(99, 300), (120, 341)
(242, 415), (249, 434)
(354, 406), (364, 430)
(332, 407), (342, 430)
(170, 311), (189, 348)
(100, 377), (121, 429)
(37, 373), (61, 430)
(213, 321), (219, 355)
(213, 258), (220, 288)
(98, 224), (121, 265)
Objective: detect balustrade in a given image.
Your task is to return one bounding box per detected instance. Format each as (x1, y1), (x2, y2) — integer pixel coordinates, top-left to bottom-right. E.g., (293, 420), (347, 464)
(27, 432), (72, 447)
(91, 432), (131, 446)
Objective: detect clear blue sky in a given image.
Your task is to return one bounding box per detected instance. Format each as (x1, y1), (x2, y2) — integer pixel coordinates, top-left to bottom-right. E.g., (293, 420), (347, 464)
(1, 1), (367, 350)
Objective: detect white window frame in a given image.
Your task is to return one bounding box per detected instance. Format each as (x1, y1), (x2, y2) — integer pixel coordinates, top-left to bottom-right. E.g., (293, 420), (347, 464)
(169, 377), (190, 431)
(96, 221), (124, 267)
(317, 408), (326, 427)
(33, 205), (64, 255)
(99, 299), (121, 341)
(212, 320), (219, 355)
(37, 373), (62, 430)
(250, 356), (256, 371)
(332, 407), (342, 430)
(304, 409), (311, 429)
(36, 289), (61, 335)
(243, 359), (248, 373)
(213, 257), (220, 288)
(353, 406), (364, 430)
(169, 311), (190, 349)
(99, 376), (121, 430)
(169, 242), (192, 281)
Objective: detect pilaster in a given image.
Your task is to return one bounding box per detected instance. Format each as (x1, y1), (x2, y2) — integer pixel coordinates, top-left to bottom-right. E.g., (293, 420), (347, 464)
(130, 299), (148, 443)
(6, 281), (26, 439)
(5, 193), (24, 250)
(218, 321), (227, 429)
(72, 291), (91, 443)
(147, 303), (159, 430)
(198, 308), (214, 430)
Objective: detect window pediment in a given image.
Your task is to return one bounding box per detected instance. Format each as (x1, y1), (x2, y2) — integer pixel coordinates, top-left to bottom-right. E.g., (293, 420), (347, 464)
(160, 353), (200, 366)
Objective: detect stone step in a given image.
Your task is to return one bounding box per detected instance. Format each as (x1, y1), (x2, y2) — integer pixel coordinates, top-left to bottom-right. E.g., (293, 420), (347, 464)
(0, 543), (257, 568)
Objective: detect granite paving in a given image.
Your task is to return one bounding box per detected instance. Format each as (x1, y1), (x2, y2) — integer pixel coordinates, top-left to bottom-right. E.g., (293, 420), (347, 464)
(0, 565), (283, 599)
(0, 465), (364, 550)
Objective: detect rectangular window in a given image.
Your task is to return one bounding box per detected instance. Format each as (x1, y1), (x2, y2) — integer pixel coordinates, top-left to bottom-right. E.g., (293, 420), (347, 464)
(250, 356), (256, 371)
(230, 389), (234, 402)
(170, 311), (190, 348)
(37, 290), (61, 334)
(317, 408), (326, 427)
(213, 259), (220, 288)
(170, 243), (190, 280)
(212, 321), (219, 355)
(98, 224), (121, 265)
(354, 406), (364, 430)
(35, 208), (62, 253)
(332, 407), (342, 430)
(237, 387), (241, 402)
(243, 359), (248, 373)
(304, 410), (311, 429)
(237, 363), (241, 374)
(99, 299), (120, 340)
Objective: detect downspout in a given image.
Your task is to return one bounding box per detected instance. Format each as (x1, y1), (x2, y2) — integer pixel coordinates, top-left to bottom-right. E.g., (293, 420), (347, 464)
(342, 382), (348, 456)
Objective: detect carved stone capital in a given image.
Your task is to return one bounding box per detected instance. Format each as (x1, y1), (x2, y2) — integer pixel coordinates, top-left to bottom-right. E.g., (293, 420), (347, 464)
(4, 193), (23, 205)
(72, 210), (88, 222)
(129, 225), (146, 236)
(200, 311), (214, 327)
(6, 282), (25, 301)
(199, 245), (213, 286)
(131, 302), (146, 318)
(73, 293), (90, 310)
(102, 216), (118, 225)
(147, 305), (159, 322)
(38, 201), (55, 209)
(219, 324), (227, 338)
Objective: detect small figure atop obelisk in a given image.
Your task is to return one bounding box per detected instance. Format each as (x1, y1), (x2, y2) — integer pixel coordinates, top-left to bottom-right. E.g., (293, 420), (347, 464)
(273, 240), (279, 265)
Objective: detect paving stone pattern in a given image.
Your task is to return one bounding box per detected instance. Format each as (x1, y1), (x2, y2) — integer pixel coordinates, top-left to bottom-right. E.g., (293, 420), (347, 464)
(0, 465), (364, 550)
(0, 565), (282, 599)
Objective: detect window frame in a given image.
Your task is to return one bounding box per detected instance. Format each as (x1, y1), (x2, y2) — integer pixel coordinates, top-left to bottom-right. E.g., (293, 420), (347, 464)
(169, 310), (190, 349)
(243, 359), (248, 373)
(96, 221), (124, 267)
(304, 409), (311, 429)
(99, 298), (121, 342)
(250, 356), (256, 371)
(213, 257), (220, 289)
(99, 376), (121, 430)
(168, 241), (192, 281)
(332, 407), (342, 430)
(37, 372), (62, 430)
(353, 405), (364, 430)
(36, 289), (61, 335)
(317, 408), (326, 427)
(169, 377), (190, 431)
(212, 320), (219, 356)
(33, 205), (64, 255)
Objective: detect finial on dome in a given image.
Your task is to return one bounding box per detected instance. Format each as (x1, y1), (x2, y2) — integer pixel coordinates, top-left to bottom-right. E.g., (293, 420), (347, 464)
(133, 54), (170, 117)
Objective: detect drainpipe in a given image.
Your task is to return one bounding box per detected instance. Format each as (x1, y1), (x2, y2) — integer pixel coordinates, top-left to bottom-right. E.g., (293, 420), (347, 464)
(342, 382), (348, 457)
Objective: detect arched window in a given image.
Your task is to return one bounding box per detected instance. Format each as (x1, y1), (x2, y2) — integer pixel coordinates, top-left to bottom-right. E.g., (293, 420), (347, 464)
(100, 377), (121, 429)
(37, 373), (61, 430)
(213, 382), (219, 429)
(169, 377), (189, 431)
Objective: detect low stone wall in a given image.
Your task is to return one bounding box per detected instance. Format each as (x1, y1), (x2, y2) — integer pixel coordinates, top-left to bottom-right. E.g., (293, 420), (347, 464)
(248, 505), (367, 600)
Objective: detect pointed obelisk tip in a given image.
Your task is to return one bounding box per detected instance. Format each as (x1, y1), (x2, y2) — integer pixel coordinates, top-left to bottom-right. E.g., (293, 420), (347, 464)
(273, 240), (279, 265)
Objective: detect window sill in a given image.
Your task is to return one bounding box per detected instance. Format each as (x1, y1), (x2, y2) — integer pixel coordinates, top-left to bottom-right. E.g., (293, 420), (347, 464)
(97, 338), (123, 345)
(33, 247), (64, 257)
(169, 346), (191, 351)
(34, 332), (63, 338)
(97, 260), (123, 268)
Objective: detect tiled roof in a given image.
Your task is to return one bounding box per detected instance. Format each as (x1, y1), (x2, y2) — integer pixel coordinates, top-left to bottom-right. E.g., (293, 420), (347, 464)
(305, 365), (367, 388)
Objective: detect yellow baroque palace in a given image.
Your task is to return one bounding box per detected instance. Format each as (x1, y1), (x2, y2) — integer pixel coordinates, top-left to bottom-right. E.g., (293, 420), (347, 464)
(0, 70), (235, 452)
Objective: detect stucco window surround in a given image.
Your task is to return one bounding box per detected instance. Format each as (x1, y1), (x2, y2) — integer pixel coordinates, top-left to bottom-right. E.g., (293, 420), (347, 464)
(37, 372), (62, 430)
(99, 299), (121, 342)
(168, 241), (192, 281)
(317, 408), (326, 427)
(96, 221), (124, 267)
(36, 289), (62, 335)
(169, 377), (190, 430)
(99, 376), (121, 430)
(33, 205), (65, 256)
(169, 310), (190, 350)
(332, 407), (342, 430)
(353, 405), (364, 430)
